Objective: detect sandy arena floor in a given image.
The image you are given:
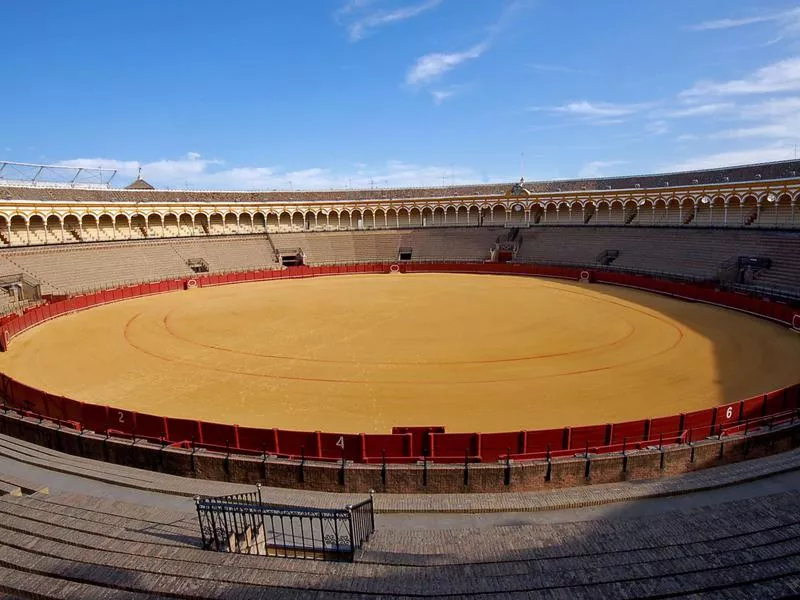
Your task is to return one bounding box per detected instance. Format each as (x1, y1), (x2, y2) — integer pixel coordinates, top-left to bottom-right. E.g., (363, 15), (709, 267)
(2, 273), (800, 434)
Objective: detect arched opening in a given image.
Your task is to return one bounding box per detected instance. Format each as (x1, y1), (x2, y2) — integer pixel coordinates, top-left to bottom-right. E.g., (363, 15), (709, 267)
(759, 194), (781, 228)
(28, 215), (45, 245)
(741, 195), (758, 226)
(678, 198), (695, 225)
(508, 204), (525, 225)
(362, 210), (374, 229)
(179, 213), (193, 236)
(9, 215), (27, 246)
(352, 210), (363, 230)
(637, 201), (653, 226)
(456, 206), (468, 226)
(98, 214), (115, 241)
(544, 203), (558, 224)
(398, 208), (410, 228)
(607, 201), (622, 224)
(557, 202), (571, 225)
(662, 199), (679, 226)
(570, 203), (586, 225)
(145, 214), (161, 238)
(652, 200), (667, 225)
(695, 197), (712, 226)
(409, 208), (422, 227)
(80, 214), (98, 241)
(444, 206), (457, 226)
(774, 194), (792, 227)
(46, 214), (62, 243)
(252, 212), (267, 232)
(327, 211), (340, 229)
(420, 207), (433, 227)
(266, 213), (279, 231)
(195, 213), (210, 235)
(223, 212), (238, 234)
(468, 206), (480, 226)
(306, 212), (317, 230)
(710, 197), (725, 226)
(114, 214), (130, 240)
(0, 216), (8, 246)
(374, 209), (385, 228)
(239, 212), (253, 233)
(291, 211), (305, 230)
(432, 207), (445, 226)
(163, 213), (179, 237)
(130, 214), (146, 238)
(490, 205), (506, 225)
(278, 212), (291, 230)
(207, 213), (223, 235)
(386, 208), (398, 228)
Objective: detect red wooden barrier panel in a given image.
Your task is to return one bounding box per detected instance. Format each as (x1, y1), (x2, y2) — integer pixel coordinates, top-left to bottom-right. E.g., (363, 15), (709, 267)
(134, 412), (168, 441)
(236, 425), (277, 453)
(683, 408), (714, 437)
(276, 429), (318, 457)
(431, 432), (479, 459)
(199, 421), (238, 449)
(610, 419), (648, 444)
(165, 417), (202, 443)
(318, 432), (361, 461)
(714, 402), (741, 429)
(480, 431), (524, 461)
(568, 424), (608, 450)
(525, 428), (567, 453)
(647, 415), (682, 439)
(81, 403), (109, 434)
(363, 433), (409, 459)
(61, 398), (83, 423)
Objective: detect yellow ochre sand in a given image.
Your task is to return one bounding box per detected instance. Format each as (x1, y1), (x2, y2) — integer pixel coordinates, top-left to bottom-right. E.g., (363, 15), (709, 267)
(2, 273), (800, 434)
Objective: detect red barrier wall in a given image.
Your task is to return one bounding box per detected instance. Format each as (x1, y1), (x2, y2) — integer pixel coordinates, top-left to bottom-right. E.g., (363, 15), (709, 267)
(0, 262), (798, 463)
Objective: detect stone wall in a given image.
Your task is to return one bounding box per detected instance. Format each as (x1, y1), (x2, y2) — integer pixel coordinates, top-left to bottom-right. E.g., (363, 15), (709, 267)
(2, 409), (797, 494)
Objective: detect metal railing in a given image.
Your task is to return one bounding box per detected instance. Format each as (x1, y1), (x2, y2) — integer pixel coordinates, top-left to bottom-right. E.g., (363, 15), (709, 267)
(195, 484), (375, 562)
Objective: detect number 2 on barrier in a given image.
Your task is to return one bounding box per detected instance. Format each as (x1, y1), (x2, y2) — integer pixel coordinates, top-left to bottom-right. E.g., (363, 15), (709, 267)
(118, 411), (125, 424)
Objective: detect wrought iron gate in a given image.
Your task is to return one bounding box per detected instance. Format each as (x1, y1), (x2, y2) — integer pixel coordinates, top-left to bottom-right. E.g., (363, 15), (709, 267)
(195, 484), (375, 561)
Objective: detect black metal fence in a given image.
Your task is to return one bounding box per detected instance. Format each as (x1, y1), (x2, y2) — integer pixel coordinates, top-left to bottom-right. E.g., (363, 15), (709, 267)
(195, 484), (375, 561)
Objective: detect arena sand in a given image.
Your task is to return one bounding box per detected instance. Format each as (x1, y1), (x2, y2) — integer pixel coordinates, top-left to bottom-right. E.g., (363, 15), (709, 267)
(2, 273), (800, 433)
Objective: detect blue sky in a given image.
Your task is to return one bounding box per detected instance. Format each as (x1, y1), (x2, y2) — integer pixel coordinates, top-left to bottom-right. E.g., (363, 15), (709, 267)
(3, 0), (800, 189)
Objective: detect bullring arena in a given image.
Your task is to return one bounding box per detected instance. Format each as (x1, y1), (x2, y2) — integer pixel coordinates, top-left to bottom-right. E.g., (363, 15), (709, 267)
(4, 272), (800, 434)
(1, 160), (800, 597)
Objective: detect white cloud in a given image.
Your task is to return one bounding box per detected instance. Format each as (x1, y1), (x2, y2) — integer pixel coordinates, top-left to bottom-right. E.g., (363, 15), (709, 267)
(666, 103), (735, 117)
(431, 89), (456, 104)
(681, 57), (800, 97)
(342, 0), (442, 42)
(543, 100), (650, 119)
(689, 15), (776, 31)
(405, 1), (535, 93)
(406, 43), (487, 86)
(687, 8), (800, 42)
(578, 160), (626, 178)
(706, 96), (800, 140)
(55, 154), (492, 190)
(664, 145), (797, 172)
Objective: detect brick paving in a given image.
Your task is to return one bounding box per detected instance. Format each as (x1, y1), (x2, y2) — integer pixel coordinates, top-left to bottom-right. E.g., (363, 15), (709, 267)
(3, 433), (800, 596)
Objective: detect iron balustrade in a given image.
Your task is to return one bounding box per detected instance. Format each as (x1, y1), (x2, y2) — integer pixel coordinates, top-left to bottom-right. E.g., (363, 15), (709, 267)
(195, 484), (375, 561)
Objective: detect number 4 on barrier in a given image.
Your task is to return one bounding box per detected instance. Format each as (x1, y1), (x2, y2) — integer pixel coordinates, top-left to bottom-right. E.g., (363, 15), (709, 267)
(336, 436), (345, 449)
